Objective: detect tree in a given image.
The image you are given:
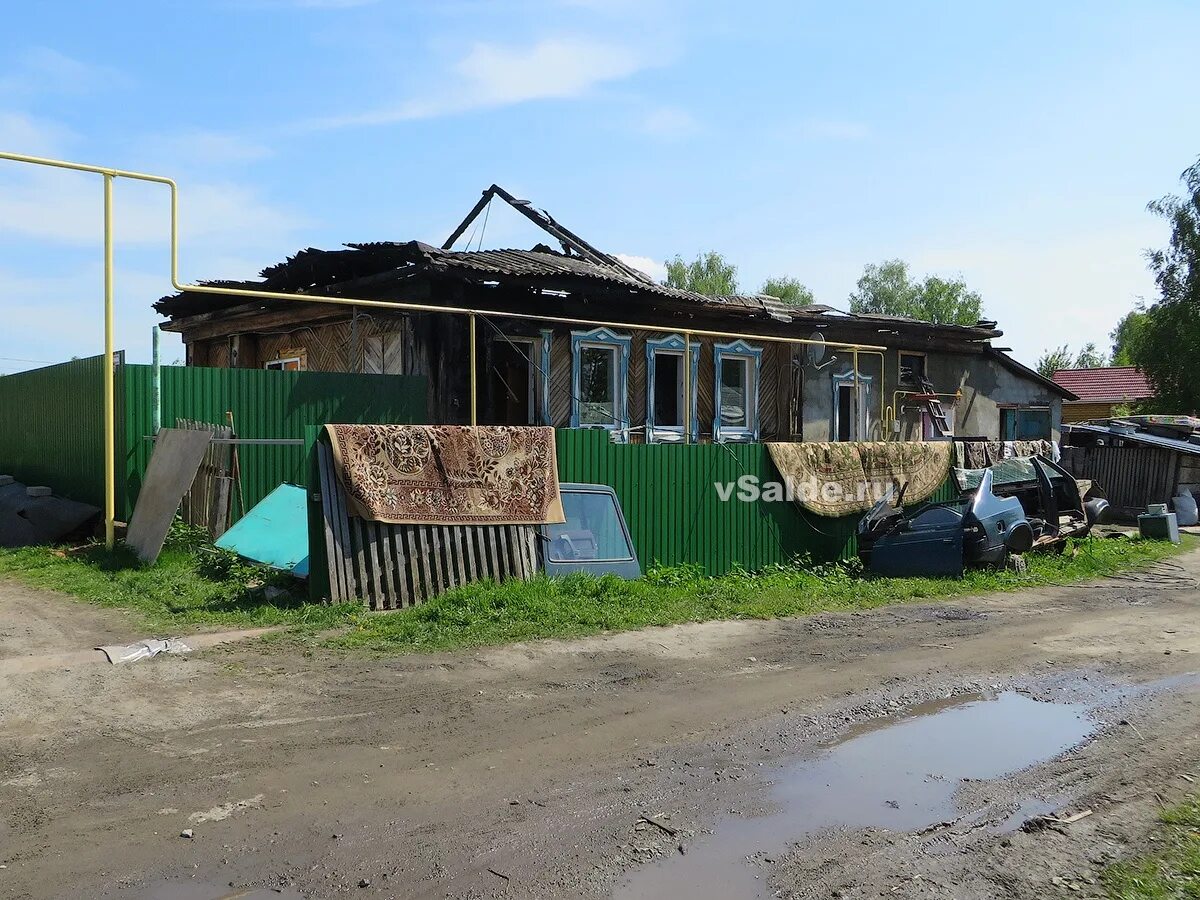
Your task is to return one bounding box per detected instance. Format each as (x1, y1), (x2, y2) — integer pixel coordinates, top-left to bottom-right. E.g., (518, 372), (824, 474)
(664, 251), (738, 296)
(1130, 157), (1200, 412)
(1110, 307), (1149, 366)
(848, 259), (984, 325)
(760, 276), (814, 307)
(1037, 346), (1075, 378)
(1035, 342), (1110, 377)
(1074, 342), (1109, 368)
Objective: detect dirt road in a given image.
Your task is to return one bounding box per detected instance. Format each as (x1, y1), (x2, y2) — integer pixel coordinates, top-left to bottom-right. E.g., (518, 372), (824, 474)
(2, 551), (1199, 900)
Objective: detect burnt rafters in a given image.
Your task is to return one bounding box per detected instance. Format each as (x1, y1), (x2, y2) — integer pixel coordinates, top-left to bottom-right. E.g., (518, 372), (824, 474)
(441, 183), (655, 284)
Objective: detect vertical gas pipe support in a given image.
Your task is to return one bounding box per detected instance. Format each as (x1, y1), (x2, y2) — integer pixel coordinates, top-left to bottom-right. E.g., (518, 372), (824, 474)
(468, 313), (478, 426)
(151, 325), (162, 435)
(852, 349), (860, 438)
(682, 332), (691, 444)
(102, 174), (116, 550)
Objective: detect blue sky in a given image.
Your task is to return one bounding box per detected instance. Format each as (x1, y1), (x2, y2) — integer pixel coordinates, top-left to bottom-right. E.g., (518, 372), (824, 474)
(1, 0), (1197, 372)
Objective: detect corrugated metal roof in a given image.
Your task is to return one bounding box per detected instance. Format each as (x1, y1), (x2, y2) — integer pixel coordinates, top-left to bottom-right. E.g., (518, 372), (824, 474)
(1064, 423), (1200, 456)
(1052, 366), (1154, 402)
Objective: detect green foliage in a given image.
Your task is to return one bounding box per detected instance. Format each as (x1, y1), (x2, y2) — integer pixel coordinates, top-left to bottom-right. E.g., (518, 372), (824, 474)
(1102, 795), (1200, 898)
(1037, 345), (1076, 378)
(848, 259), (983, 325)
(664, 251), (739, 296)
(0, 535), (1186, 655)
(163, 517), (211, 554)
(1036, 342), (1111, 377)
(1130, 156), (1200, 412)
(1112, 308), (1150, 367)
(327, 535), (1187, 654)
(760, 276), (815, 307)
(0, 543), (353, 632)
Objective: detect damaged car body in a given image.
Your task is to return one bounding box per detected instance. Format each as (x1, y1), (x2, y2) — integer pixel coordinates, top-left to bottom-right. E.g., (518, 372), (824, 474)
(857, 455), (1109, 577)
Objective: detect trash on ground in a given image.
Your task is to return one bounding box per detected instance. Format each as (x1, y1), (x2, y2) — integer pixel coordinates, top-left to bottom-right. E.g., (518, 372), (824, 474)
(0, 476), (100, 548)
(96, 638), (192, 664)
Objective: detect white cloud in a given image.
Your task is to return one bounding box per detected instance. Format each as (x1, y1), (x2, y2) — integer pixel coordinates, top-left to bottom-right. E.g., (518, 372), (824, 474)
(616, 253), (667, 282)
(139, 130), (273, 168)
(0, 111), (74, 156)
(0, 47), (126, 98)
(302, 36), (647, 130)
(639, 106), (700, 139)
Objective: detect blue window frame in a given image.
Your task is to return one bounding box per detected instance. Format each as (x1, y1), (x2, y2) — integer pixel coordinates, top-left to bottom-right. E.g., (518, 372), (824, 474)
(645, 334), (700, 443)
(713, 340), (762, 443)
(539, 328), (552, 425)
(570, 327), (631, 437)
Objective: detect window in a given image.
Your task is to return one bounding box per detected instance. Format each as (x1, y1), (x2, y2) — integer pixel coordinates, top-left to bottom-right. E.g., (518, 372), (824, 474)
(571, 328), (630, 434)
(899, 352), (926, 386)
(645, 334), (699, 443)
(832, 368), (873, 441)
(265, 346), (306, 371)
(1001, 407), (1051, 440)
(544, 489), (636, 563)
(713, 340), (762, 442)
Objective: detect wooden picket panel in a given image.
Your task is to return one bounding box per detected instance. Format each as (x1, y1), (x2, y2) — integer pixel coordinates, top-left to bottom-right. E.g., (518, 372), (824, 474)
(316, 442), (542, 609)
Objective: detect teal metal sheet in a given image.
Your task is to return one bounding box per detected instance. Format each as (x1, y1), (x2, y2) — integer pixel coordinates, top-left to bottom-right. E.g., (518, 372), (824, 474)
(216, 483), (310, 576)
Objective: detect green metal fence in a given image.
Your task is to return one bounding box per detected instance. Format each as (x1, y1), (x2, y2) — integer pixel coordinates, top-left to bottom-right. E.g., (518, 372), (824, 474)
(0, 355), (111, 508)
(556, 429), (959, 574)
(123, 365), (428, 520)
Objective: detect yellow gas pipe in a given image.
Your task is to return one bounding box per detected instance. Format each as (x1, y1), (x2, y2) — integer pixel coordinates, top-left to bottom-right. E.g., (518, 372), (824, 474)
(0, 150), (892, 546)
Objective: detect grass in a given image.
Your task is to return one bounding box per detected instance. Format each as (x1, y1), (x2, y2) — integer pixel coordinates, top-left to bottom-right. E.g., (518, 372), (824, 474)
(0, 531), (1189, 652)
(1102, 795), (1200, 899)
(325, 534), (1191, 653)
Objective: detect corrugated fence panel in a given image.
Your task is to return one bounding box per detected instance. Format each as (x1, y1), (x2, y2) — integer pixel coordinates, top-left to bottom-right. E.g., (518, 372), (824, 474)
(124, 365), (428, 521)
(556, 430), (947, 574)
(0, 355), (110, 507)
(1061, 444), (1177, 519)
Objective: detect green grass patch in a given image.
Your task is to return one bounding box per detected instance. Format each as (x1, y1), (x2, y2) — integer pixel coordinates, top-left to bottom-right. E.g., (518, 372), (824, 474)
(326, 534), (1191, 654)
(0, 540), (358, 633)
(1102, 795), (1200, 899)
(0, 532), (1188, 649)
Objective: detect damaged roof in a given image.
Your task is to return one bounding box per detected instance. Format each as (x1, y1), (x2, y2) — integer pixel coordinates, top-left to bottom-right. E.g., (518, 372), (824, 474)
(153, 184), (1004, 344)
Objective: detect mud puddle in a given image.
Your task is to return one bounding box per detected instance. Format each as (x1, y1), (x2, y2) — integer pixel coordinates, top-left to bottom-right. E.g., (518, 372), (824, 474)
(614, 691), (1094, 900)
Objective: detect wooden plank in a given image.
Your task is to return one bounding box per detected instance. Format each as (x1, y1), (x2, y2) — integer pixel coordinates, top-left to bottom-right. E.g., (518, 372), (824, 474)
(482, 527), (498, 582)
(316, 445), (348, 603)
(328, 448), (358, 603)
(428, 526), (447, 595)
(390, 525), (411, 608)
(496, 526), (512, 582)
(404, 526), (423, 605)
(417, 525), (435, 599)
(374, 522), (397, 610)
(449, 525), (467, 589)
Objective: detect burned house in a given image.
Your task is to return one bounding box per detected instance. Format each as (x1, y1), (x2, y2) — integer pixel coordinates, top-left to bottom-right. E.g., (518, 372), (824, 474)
(154, 185), (1074, 444)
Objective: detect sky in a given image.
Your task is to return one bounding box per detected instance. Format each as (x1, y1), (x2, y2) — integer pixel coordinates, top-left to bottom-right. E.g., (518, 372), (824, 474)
(1, 0), (1198, 373)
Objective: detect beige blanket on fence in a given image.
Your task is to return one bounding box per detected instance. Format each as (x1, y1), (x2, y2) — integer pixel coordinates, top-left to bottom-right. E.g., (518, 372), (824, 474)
(766, 441), (953, 517)
(325, 424), (565, 525)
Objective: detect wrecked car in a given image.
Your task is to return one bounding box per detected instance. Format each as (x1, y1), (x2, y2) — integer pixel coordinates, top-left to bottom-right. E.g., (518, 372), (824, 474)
(857, 455), (1109, 577)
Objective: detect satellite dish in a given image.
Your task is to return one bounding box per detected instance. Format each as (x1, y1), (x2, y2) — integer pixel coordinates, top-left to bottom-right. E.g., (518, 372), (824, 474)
(805, 332), (826, 367)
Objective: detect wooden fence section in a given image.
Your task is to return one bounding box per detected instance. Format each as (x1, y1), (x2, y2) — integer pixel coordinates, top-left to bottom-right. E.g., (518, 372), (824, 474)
(315, 442), (540, 609)
(1061, 443), (1180, 519)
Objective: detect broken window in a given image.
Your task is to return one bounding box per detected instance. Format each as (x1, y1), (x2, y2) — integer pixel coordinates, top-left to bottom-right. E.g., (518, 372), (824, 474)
(899, 351), (926, 386)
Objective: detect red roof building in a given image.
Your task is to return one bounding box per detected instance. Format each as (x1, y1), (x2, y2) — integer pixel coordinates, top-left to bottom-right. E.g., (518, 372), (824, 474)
(1051, 366), (1155, 422)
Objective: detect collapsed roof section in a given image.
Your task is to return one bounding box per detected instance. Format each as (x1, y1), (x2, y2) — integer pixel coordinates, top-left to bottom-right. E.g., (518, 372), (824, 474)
(154, 184), (1005, 346)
